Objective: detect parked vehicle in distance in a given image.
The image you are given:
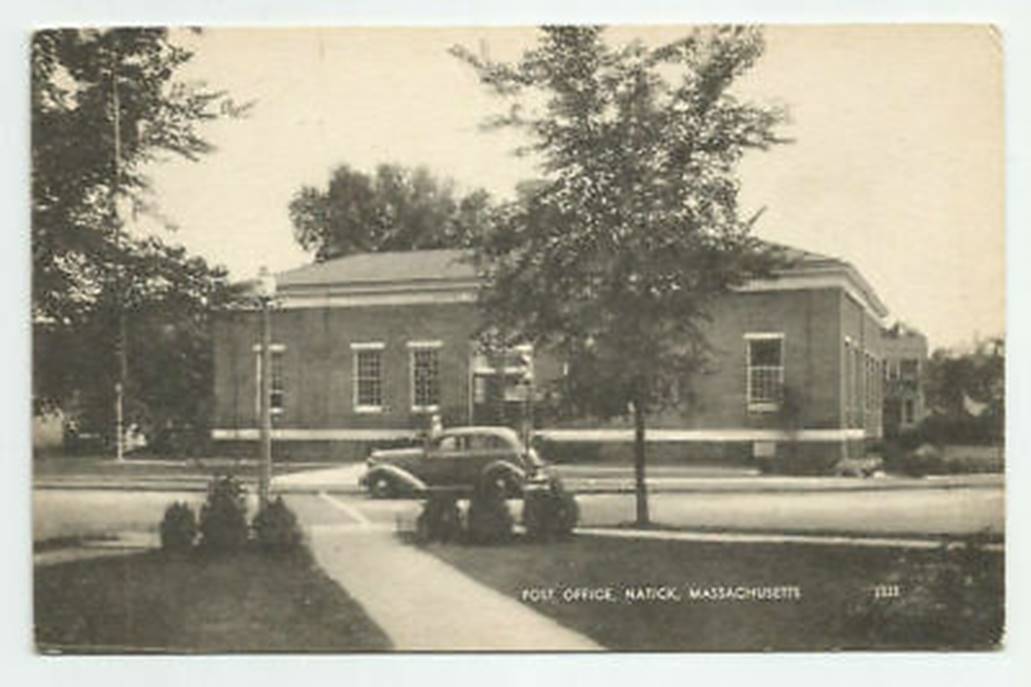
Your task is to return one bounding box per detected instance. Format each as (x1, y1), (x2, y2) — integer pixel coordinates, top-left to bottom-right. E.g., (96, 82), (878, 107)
(359, 426), (551, 498)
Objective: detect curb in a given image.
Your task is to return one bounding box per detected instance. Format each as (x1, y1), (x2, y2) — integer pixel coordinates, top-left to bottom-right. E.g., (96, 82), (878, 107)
(576, 527), (1006, 552)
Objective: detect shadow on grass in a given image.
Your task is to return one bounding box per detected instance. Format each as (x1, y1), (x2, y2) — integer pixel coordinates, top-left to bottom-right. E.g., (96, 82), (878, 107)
(35, 545), (392, 653)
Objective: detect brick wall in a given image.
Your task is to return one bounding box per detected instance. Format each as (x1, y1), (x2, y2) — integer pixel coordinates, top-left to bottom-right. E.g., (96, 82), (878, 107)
(213, 286), (872, 468)
(213, 302), (481, 433)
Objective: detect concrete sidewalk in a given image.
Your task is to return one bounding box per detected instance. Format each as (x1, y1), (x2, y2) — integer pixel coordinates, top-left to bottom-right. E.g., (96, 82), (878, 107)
(297, 515), (602, 650)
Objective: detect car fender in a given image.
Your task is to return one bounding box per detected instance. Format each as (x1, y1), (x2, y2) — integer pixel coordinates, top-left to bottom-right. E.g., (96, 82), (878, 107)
(365, 464), (427, 492)
(481, 460), (527, 484)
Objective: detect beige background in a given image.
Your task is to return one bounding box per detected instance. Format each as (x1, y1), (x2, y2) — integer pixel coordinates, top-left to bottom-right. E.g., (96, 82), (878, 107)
(138, 25), (1004, 351)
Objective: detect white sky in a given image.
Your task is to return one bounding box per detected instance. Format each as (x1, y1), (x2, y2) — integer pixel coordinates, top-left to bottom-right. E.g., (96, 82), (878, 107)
(136, 25), (1004, 351)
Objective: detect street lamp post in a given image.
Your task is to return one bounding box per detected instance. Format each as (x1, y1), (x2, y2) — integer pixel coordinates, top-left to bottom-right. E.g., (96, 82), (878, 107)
(256, 266), (277, 507)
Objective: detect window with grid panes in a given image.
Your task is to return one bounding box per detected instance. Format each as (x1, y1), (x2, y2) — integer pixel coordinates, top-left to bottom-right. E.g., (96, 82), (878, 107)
(746, 335), (783, 411)
(411, 346), (440, 410)
(354, 348), (383, 410)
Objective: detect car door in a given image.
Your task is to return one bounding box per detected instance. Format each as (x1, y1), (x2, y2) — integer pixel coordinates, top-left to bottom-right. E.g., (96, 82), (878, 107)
(455, 434), (492, 485)
(421, 434), (464, 486)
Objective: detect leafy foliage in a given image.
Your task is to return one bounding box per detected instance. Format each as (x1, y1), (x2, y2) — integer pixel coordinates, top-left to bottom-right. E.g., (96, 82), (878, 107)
(31, 28), (249, 449)
(415, 495), (463, 544)
(33, 237), (246, 452)
(252, 496), (304, 554)
(289, 163), (494, 261)
(454, 26), (788, 523)
(32, 28), (235, 324)
(923, 338), (1004, 445)
(465, 488), (514, 545)
(159, 501), (197, 553)
(198, 475), (250, 553)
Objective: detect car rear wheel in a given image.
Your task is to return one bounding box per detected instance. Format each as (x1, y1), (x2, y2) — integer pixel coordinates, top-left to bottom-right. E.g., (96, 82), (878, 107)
(369, 474), (397, 499)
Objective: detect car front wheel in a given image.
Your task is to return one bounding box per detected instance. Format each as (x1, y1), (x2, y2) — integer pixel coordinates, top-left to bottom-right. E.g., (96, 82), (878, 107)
(369, 474), (397, 499)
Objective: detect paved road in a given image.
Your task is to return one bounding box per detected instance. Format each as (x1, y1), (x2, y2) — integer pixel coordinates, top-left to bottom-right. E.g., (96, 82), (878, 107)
(32, 483), (1004, 543)
(298, 488), (1004, 538)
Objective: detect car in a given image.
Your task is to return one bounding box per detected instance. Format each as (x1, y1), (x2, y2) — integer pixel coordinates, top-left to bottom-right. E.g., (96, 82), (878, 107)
(359, 426), (551, 498)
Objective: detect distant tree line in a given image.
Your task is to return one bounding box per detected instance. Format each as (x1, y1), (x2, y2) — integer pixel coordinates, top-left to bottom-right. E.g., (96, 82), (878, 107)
(920, 338), (1005, 446)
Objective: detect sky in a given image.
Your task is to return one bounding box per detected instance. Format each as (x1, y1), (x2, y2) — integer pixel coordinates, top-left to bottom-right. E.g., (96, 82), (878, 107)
(135, 25), (1004, 351)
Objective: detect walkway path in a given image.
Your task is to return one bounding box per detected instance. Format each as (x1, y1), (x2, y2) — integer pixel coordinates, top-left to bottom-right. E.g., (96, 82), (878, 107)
(292, 493), (602, 651)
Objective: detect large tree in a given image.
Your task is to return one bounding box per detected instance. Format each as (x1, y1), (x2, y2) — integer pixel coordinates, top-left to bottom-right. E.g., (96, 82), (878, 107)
(31, 28), (239, 324)
(35, 238), (245, 453)
(922, 338), (1005, 445)
(31, 28), (247, 448)
(454, 26), (787, 524)
(289, 163), (493, 260)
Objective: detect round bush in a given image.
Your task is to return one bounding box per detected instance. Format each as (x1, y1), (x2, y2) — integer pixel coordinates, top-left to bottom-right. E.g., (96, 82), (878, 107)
(199, 475), (249, 553)
(415, 495), (462, 544)
(252, 496), (303, 553)
(159, 501), (197, 553)
(466, 489), (514, 545)
(523, 478), (579, 541)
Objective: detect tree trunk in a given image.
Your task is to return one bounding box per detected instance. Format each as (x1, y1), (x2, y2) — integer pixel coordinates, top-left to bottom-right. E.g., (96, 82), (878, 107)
(632, 399), (650, 527)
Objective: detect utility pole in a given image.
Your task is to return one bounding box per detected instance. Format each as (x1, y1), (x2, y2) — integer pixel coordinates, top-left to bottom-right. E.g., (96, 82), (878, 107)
(110, 49), (128, 463)
(256, 266), (277, 507)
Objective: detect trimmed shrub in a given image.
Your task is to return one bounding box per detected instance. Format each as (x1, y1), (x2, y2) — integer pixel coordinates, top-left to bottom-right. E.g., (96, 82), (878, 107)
(159, 501), (197, 553)
(465, 488), (514, 545)
(415, 494), (463, 544)
(198, 475), (249, 553)
(908, 444), (945, 476)
(252, 496), (303, 554)
(884, 443), (945, 477)
(523, 478), (579, 541)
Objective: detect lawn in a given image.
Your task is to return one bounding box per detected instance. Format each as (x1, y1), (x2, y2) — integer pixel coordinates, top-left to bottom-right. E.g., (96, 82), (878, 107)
(425, 534), (1004, 651)
(35, 548), (392, 653)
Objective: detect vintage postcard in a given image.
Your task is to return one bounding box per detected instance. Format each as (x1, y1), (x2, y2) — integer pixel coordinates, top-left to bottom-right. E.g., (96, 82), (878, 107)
(31, 24), (1004, 654)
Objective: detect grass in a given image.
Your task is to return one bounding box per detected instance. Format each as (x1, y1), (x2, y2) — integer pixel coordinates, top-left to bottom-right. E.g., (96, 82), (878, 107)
(424, 534), (1004, 651)
(35, 547), (392, 653)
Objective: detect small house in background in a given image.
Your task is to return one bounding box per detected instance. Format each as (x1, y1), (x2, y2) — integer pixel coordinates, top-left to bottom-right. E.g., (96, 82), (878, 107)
(211, 246), (921, 473)
(881, 322), (929, 436)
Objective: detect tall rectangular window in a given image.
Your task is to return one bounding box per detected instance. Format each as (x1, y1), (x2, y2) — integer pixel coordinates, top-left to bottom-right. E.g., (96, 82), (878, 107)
(254, 344), (286, 415)
(351, 342), (384, 412)
(745, 334), (784, 412)
(409, 341), (442, 411)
